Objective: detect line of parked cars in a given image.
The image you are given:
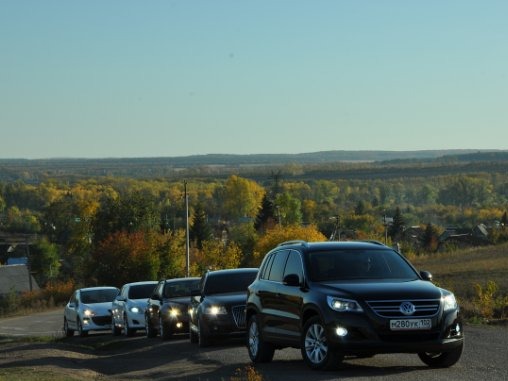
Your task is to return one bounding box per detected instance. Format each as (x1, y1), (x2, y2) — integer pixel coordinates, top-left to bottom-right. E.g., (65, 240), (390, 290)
(63, 240), (465, 371)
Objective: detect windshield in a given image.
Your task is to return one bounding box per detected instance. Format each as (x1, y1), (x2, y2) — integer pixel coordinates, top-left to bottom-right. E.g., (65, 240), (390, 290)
(308, 249), (418, 282)
(81, 289), (118, 304)
(128, 284), (156, 299)
(164, 279), (200, 298)
(204, 271), (257, 295)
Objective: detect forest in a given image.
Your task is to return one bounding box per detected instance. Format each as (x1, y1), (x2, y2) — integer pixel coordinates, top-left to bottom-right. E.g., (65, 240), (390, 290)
(0, 151), (507, 293)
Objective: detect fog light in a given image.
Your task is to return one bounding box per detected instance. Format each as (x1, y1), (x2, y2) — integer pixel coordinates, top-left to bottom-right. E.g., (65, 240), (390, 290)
(455, 324), (461, 334)
(335, 326), (348, 337)
(176, 322), (183, 329)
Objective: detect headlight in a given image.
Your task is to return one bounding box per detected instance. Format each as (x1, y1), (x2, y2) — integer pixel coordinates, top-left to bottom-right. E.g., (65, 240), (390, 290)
(129, 306), (140, 314)
(327, 296), (363, 313)
(169, 308), (180, 317)
(442, 293), (458, 311)
(205, 305), (227, 315)
(83, 308), (95, 317)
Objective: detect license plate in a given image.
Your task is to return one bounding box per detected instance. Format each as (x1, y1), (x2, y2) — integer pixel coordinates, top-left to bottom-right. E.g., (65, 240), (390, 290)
(390, 319), (432, 331)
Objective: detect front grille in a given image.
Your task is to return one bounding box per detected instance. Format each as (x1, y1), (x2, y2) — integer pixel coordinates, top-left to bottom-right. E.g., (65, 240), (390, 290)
(92, 315), (112, 326)
(231, 305), (246, 328)
(366, 299), (440, 318)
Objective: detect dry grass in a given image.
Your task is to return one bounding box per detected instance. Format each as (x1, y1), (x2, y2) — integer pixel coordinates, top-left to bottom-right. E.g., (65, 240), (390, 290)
(408, 242), (508, 320)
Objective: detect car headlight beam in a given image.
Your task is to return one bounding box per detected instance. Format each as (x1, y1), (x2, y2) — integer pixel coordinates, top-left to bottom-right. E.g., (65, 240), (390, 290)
(442, 293), (458, 311)
(205, 305), (227, 315)
(327, 296), (363, 313)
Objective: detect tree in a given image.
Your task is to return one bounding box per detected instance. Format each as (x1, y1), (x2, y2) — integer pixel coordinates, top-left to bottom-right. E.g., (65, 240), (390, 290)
(253, 225), (326, 266)
(254, 194), (276, 233)
(275, 192), (303, 226)
(388, 207), (405, 242)
(29, 237), (61, 286)
(420, 223), (439, 252)
(91, 231), (160, 287)
(191, 239), (242, 275)
(223, 175), (265, 221)
(190, 203), (212, 250)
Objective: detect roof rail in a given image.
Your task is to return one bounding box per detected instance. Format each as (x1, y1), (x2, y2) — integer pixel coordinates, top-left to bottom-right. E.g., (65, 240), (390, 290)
(361, 240), (386, 246)
(277, 240), (307, 247)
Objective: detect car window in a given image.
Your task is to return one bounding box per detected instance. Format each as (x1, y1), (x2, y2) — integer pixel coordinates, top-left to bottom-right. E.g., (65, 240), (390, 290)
(164, 279), (200, 298)
(80, 289), (118, 304)
(283, 250), (303, 283)
(204, 271), (258, 295)
(259, 253), (274, 280)
(268, 250), (289, 282)
(308, 249), (418, 282)
(128, 284), (156, 299)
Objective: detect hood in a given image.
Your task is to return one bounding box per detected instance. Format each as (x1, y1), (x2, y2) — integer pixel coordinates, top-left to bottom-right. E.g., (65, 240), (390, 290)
(82, 302), (112, 315)
(315, 279), (442, 301)
(205, 292), (248, 306)
(164, 296), (192, 307)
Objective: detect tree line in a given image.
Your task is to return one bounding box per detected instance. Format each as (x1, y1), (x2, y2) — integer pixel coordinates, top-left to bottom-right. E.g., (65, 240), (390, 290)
(1, 170), (507, 289)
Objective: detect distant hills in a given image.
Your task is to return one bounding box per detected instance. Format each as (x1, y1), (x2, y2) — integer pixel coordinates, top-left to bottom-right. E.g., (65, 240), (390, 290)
(0, 149), (507, 182)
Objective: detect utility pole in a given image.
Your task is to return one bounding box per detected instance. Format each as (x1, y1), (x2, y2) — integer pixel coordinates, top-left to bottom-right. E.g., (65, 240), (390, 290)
(184, 181), (190, 277)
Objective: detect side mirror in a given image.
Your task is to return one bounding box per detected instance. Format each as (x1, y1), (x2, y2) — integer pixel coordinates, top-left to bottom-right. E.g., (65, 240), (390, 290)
(283, 273), (301, 287)
(420, 271), (433, 282)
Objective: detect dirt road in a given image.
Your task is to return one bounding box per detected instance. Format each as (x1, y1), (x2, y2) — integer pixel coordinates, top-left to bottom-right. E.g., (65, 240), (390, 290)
(0, 309), (507, 381)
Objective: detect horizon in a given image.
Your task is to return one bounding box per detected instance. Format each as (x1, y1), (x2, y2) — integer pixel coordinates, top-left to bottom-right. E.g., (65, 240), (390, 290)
(1, 1), (507, 159)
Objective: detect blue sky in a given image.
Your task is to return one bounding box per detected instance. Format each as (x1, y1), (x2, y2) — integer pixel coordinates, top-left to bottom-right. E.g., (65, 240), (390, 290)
(1, 1), (507, 159)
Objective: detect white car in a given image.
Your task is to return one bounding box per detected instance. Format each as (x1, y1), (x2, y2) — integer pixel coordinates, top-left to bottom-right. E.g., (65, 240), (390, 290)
(111, 281), (158, 336)
(64, 286), (119, 337)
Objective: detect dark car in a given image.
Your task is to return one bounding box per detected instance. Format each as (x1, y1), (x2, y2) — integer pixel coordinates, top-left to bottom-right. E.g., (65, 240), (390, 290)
(189, 268), (258, 347)
(246, 240), (464, 370)
(145, 277), (201, 340)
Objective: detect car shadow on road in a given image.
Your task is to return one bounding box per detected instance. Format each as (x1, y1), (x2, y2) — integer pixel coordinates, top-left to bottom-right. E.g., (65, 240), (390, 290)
(0, 333), (444, 381)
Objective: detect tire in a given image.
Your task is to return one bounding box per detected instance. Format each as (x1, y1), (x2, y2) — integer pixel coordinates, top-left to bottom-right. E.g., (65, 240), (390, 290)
(418, 342), (464, 368)
(246, 315), (274, 363)
(64, 318), (74, 337)
(198, 319), (211, 348)
(159, 316), (172, 340)
(145, 315), (157, 338)
(123, 315), (135, 337)
(111, 317), (121, 336)
(301, 316), (343, 370)
(77, 319), (88, 337)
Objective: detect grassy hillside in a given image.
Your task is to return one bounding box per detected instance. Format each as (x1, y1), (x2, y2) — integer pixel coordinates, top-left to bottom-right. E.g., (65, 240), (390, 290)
(408, 243), (508, 321)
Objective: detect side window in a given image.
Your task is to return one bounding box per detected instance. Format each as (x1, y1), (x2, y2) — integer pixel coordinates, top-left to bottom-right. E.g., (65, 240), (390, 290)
(283, 250), (303, 284)
(268, 250), (289, 282)
(259, 253), (274, 280)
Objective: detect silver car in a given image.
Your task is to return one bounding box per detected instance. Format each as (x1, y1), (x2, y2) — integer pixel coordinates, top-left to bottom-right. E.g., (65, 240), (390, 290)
(64, 286), (119, 337)
(111, 281), (157, 336)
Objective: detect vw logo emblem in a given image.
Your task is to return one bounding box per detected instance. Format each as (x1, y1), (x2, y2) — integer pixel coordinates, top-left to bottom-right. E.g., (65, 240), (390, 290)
(399, 301), (416, 316)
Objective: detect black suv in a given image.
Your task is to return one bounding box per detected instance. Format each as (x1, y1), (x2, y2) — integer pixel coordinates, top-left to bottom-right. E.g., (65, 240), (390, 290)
(246, 241), (464, 370)
(145, 277), (200, 340)
(189, 268), (258, 347)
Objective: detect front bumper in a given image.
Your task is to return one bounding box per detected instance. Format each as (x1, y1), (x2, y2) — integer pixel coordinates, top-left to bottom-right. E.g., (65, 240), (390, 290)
(82, 315), (112, 332)
(322, 308), (464, 355)
(200, 313), (246, 338)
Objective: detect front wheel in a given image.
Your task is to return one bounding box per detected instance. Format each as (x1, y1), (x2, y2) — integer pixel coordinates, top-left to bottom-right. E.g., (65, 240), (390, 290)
(301, 316), (343, 370)
(418, 342), (464, 368)
(111, 317), (121, 336)
(123, 315), (135, 337)
(247, 315), (274, 363)
(145, 315), (157, 338)
(64, 318), (74, 337)
(160, 316), (172, 340)
(77, 319), (88, 337)
(198, 319), (211, 348)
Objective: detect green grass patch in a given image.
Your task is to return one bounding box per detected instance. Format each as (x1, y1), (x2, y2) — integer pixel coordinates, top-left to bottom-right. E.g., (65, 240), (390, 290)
(0, 368), (84, 381)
